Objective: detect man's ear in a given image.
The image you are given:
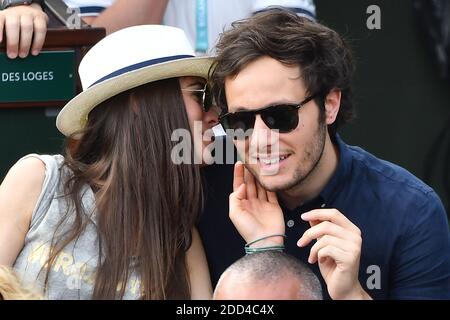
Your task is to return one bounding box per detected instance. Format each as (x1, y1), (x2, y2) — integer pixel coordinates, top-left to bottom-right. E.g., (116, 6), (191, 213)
(324, 89), (341, 126)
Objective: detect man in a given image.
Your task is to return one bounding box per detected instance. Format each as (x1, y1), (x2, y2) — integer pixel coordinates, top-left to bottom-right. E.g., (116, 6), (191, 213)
(199, 8), (450, 299)
(213, 251), (322, 300)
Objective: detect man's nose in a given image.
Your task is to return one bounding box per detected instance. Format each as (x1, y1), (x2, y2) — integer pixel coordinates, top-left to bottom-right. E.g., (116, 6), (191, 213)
(253, 115), (270, 137)
(250, 115), (279, 151)
(251, 115), (270, 144)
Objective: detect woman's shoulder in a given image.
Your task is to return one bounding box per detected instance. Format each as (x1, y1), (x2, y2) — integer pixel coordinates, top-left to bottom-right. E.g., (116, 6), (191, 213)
(10, 154), (65, 185)
(2, 155), (50, 194)
(0, 154), (77, 241)
(1, 154), (66, 213)
(0, 155), (60, 247)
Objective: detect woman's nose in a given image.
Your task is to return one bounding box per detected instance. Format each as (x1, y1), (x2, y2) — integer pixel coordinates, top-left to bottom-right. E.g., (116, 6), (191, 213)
(204, 105), (221, 126)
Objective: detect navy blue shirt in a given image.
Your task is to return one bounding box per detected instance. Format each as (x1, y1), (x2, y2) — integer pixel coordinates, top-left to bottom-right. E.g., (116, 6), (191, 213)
(198, 135), (450, 299)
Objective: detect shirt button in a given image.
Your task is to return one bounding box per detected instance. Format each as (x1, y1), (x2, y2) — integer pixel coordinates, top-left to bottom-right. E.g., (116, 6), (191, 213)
(287, 220), (295, 228)
(321, 203), (326, 208)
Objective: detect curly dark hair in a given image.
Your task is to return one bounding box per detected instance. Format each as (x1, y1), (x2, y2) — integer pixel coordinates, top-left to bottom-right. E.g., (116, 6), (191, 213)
(210, 8), (356, 137)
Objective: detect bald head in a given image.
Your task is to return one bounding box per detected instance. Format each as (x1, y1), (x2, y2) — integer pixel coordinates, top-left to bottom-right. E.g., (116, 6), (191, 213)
(213, 251), (322, 300)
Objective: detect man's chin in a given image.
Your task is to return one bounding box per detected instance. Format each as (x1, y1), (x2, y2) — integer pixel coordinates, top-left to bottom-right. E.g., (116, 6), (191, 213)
(255, 174), (296, 193)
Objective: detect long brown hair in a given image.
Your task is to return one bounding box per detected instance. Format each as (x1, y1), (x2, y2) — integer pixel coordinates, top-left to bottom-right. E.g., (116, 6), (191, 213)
(44, 78), (202, 299)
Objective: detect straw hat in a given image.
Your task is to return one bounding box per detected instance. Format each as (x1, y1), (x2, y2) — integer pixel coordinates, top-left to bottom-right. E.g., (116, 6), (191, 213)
(56, 25), (213, 137)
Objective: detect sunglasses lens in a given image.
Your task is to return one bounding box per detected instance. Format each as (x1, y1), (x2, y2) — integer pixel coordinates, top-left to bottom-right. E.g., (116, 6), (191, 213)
(262, 105), (299, 133)
(221, 112), (255, 132)
(221, 104), (300, 139)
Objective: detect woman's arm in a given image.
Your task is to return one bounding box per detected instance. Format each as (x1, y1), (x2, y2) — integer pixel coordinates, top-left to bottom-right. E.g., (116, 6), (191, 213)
(186, 228), (213, 300)
(0, 157), (45, 266)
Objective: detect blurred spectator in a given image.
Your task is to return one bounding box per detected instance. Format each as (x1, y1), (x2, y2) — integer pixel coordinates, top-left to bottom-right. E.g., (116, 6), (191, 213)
(164, 0), (316, 53)
(0, 0), (168, 58)
(0, 0), (316, 58)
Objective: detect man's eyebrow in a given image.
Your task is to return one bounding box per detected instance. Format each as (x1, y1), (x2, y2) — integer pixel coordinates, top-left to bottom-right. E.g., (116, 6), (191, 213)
(233, 106), (251, 112)
(231, 101), (299, 112)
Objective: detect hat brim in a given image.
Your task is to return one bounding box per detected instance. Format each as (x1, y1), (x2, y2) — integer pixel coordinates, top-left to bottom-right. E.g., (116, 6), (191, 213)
(56, 56), (214, 137)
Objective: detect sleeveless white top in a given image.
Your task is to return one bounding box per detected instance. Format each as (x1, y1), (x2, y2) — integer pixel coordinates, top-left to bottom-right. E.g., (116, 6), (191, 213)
(13, 154), (141, 300)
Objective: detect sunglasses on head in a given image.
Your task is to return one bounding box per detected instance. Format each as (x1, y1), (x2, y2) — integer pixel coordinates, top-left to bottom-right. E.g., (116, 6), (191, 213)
(219, 94), (317, 137)
(181, 83), (213, 112)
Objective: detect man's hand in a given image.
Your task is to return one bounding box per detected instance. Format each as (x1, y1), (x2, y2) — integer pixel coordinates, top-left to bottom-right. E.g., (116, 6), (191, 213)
(229, 161), (285, 247)
(0, 3), (48, 59)
(298, 209), (372, 300)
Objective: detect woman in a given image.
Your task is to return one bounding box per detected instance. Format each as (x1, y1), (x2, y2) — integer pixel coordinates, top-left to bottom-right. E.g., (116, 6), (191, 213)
(0, 25), (219, 299)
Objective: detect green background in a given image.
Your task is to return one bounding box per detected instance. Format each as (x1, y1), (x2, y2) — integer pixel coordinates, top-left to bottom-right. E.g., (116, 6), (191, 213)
(0, 0), (449, 213)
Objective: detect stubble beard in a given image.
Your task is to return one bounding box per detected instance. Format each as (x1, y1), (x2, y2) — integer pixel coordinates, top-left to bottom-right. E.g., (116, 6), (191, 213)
(250, 119), (328, 193)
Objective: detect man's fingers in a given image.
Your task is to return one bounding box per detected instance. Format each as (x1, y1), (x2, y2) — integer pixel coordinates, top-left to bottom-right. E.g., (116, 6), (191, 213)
(256, 180), (267, 202)
(308, 220), (321, 228)
(298, 221), (361, 247)
(5, 14), (20, 58)
(301, 209), (361, 235)
(233, 161), (245, 192)
(18, 15), (33, 58)
(31, 16), (47, 56)
(229, 184), (246, 218)
(267, 191), (278, 204)
(317, 245), (348, 265)
(233, 183), (246, 201)
(244, 167), (257, 199)
(307, 235), (353, 264)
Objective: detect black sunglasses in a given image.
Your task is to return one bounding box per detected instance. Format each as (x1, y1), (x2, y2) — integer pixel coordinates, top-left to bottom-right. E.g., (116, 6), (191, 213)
(219, 94), (317, 137)
(181, 83), (213, 112)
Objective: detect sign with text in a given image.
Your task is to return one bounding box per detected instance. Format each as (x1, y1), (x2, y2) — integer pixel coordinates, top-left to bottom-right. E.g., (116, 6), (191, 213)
(0, 50), (76, 104)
